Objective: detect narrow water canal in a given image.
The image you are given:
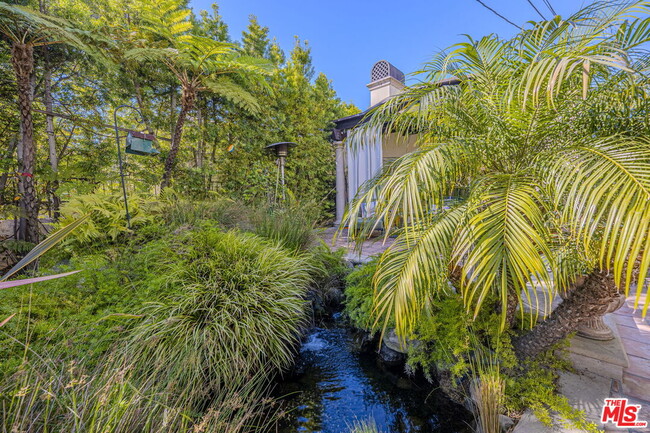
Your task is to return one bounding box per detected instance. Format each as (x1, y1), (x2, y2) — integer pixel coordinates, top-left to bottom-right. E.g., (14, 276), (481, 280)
(276, 324), (472, 433)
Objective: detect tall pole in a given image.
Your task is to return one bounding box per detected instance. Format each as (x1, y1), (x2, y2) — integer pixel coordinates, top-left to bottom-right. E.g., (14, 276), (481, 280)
(279, 155), (286, 201)
(334, 140), (346, 225)
(113, 104), (143, 229)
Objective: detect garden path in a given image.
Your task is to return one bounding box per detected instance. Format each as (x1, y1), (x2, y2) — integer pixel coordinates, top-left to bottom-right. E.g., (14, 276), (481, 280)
(613, 292), (650, 403)
(319, 226), (394, 264)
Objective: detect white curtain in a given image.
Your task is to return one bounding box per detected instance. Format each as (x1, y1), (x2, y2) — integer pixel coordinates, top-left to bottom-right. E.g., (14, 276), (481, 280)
(346, 127), (382, 214)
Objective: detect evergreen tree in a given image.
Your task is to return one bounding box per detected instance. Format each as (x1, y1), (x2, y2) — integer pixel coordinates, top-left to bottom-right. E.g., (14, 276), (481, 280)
(241, 15), (270, 59)
(197, 4), (229, 42)
(269, 39), (285, 66)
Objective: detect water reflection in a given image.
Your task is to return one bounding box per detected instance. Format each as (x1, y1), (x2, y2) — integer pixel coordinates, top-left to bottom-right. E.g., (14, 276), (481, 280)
(276, 327), (471, 433)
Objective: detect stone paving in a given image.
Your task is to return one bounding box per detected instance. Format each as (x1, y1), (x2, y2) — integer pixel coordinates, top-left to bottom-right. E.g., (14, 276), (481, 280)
(613, 292), (650, 403)
(319, 226), (394, 264)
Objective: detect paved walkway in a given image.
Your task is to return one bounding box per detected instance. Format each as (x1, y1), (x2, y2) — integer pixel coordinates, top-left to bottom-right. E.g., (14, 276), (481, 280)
(319, 226), (394, 264)
(613, 292), (650, 402)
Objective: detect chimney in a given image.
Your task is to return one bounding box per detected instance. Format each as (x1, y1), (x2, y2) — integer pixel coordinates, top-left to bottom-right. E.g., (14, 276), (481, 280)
(367, 60), (405, 106)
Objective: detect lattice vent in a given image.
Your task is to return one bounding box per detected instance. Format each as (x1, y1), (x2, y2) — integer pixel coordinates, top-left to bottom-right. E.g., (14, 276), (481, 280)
(371, 60), (390, 82)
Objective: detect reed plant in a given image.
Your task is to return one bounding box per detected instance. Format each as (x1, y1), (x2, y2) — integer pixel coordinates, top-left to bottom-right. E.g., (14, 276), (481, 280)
(347, 418), (383, 433)
(469, 342), (505, 433)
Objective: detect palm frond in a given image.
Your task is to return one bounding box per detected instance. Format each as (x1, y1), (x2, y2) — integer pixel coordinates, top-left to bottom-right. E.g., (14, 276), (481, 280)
(345, 142), (469, 240)
(373, 205), (466, 338)
(543, 136), (650, 314)
(202, 76), (260, 113)
(453, 175), (554, 328)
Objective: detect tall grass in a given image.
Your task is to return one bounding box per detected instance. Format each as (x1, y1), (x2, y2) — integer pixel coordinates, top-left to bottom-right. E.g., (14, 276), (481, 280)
(469, 342), (505, 433)
(160, 189), (249, 229)
(470, 370), (504, 433)
(347, 419), (383, 433)
(251, 205), (317, 252)
(1, 357), (276, 433)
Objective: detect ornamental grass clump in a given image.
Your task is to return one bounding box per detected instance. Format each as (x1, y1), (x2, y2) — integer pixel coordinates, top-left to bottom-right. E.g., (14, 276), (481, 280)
(252, 205), (317, 252)
(103, 229), (312, 420)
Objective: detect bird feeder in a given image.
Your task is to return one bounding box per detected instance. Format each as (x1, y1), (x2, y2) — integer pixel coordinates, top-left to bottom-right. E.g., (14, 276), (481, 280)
(266, 142), (297, 202)
(126, 131), (159, 156)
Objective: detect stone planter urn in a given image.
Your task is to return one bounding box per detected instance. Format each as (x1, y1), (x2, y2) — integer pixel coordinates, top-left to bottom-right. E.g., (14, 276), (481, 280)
(575, 292), (626, 341)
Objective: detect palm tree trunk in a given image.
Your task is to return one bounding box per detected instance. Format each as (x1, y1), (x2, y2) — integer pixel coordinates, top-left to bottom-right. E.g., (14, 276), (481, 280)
(505, 288), (519, 327)
(11, 42), (40, 244)
(513, 270), (619, 360)
(43, 56), (60, 219)
(161, 102), (190, 189)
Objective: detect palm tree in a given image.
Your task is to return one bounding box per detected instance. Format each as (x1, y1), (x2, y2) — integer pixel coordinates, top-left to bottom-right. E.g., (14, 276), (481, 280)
(344, 1), (650, 359)
(124, 1), (272, 188)
(0, 3), (91, 243)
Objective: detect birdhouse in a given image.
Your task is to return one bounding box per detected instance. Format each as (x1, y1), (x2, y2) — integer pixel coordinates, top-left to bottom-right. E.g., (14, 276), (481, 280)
(125, 131), (159, 156)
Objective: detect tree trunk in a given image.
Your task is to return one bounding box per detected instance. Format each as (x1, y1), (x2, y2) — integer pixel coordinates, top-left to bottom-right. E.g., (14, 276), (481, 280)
(161, 102), (191, 189)
(0, 133), (18, 204)
(195, 104), (204, 169)
(11, 42), (40, 244)
(43, 54), (60, 219)
(513, 270), (619, 360)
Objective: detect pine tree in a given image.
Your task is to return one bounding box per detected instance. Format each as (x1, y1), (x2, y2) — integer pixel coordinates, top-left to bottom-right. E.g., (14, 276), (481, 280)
(286, 38), (314, 82)
(197, 4), (229, 42)
(269, 39), (285, 66)
(241, 15), (270, 58)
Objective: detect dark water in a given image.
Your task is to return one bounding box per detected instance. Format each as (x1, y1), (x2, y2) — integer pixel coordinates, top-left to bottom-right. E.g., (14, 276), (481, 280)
(275, 326), (472, 433)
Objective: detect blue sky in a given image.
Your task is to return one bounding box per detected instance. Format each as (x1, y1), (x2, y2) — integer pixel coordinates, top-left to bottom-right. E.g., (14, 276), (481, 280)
(189, 0), (588, 109)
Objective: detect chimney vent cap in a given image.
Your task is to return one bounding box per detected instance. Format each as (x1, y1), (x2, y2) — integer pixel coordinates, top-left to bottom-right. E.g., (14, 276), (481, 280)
(371, 60), (405, 84)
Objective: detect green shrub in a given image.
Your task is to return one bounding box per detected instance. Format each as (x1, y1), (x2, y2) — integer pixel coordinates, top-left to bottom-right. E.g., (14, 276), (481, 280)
(1, 228), (311, 431)
(0, 237), (178, 375)
(95, 229), (311, 422)
(344, 259), (381, 331)
(404, 295), (596, 431)
(57, 191), (161, 246)
(505, 355), (598, 432)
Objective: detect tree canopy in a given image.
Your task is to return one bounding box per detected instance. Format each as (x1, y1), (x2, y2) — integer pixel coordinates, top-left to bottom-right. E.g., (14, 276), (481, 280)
(0, 0), (358, 232)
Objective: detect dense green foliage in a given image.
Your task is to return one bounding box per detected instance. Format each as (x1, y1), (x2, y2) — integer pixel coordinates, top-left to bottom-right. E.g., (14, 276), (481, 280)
(344, 259), (380, 332)
(343, 261), (596, 430)
(0, 0), (357, 230)
(0, 194), (347, 432)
